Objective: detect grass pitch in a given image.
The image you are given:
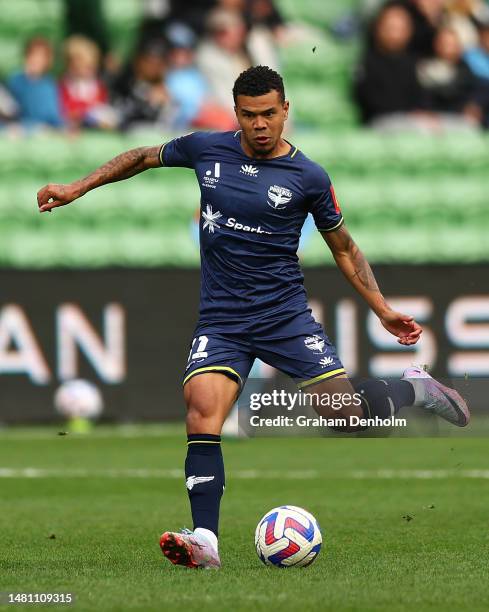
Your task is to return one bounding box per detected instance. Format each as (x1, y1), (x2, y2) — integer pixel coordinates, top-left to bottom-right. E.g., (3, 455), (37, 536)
(1, 425), (489, 612)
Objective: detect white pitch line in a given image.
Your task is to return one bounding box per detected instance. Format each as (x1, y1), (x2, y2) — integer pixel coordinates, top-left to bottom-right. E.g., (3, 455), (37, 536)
(351, 469), (489, 479)
(0, 468), (489, 479)
(0, 468), (318, 479)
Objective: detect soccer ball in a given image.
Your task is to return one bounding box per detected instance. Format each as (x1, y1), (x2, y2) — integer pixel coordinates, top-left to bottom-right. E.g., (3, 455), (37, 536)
(54, 379), (104, 420)
(255, 505), (322, 568)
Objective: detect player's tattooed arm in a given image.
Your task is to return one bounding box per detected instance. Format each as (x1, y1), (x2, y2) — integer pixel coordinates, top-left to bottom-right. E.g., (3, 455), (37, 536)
(321, 224), (387, 310)
(37, 146), (162, 212)
(321, 225), (422, 345)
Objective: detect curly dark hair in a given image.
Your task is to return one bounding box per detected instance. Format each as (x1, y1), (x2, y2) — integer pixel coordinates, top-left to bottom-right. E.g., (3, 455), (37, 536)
(232, 65), (285, 103)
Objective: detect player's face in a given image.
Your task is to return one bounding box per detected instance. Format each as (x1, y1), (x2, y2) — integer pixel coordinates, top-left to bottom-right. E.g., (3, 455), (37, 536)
(235, 90), (289, 158)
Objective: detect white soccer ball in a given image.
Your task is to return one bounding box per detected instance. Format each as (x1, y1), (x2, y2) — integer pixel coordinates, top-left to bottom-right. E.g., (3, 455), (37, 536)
(54, 379), (104, 420)
(255, 505), (322, 568)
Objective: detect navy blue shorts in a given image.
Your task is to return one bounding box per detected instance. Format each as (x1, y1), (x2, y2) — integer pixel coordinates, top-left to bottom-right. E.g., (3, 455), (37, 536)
(183, 310), (345, 389)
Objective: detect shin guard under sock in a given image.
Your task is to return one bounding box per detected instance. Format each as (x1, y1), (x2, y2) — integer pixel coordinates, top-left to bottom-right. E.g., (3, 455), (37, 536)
(185, 434), (224, 537)
(354, 379), (415, 419)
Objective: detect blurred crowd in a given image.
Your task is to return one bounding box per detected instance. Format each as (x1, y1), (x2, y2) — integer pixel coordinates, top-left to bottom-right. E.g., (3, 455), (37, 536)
(353, 0), (489, 131)
(0, 0), (285, 134)
(3, 0), (489, 135)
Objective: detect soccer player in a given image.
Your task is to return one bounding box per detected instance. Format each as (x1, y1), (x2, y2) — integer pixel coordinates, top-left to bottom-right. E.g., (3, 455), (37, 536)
(37, 65), (469, 570)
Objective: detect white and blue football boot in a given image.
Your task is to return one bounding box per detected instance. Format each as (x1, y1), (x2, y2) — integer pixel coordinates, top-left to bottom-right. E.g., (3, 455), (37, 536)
(402, 366), (470, 427)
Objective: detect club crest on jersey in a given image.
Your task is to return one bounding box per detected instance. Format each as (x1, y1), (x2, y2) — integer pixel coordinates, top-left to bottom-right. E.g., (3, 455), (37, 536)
(304, 335), (326, 354)
(267, 185), (292, 210)
(240, 164), (259, 177)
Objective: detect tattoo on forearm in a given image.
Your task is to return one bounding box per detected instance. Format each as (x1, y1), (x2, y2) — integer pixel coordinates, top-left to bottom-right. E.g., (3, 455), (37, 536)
(343, 233), (380, 292)
(76, 146), (160, 194)
(351, 247), (378, 291)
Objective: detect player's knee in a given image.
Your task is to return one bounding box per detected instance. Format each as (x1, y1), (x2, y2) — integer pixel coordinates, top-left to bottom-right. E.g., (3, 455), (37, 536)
(186, 399), (209, 426)
(185, 390), (218, 429)
(186, 406), (203, 432)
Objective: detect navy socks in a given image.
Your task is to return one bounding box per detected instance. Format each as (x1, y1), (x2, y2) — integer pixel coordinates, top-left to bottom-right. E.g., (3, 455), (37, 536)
(355, 379), (415, 419)
(185, 434), (225, 537)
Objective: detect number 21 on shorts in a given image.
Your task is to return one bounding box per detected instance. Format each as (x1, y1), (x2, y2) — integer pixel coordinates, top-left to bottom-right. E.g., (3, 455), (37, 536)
(188, 336), (209, 362)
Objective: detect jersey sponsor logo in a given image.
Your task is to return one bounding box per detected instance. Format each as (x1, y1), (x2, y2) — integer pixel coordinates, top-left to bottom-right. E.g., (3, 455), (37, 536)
(240, 164), (259, 177)
(201, 206), (272, 236)
(304, 335), (326, 354)
(267, 185), (293, 210)
(202, 204), (222, 233)
(320, 356), (334, 368)
(225, 217), (272, 235)
(186, 475), (215, 491)
(202, 162), (221, 189)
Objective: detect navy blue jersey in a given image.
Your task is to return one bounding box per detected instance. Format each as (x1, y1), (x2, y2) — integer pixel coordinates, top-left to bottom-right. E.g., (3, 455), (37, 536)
(160, 130), (343, 326)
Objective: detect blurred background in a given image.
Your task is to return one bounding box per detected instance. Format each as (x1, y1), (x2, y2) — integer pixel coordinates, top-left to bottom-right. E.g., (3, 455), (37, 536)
(0, 0), (488, 426)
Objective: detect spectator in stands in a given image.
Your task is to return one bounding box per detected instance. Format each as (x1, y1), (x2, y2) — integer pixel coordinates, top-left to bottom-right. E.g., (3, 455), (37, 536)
(59, 36), (116, 130)
(417, 26), (481, 123)
(244, 0), (286, 72)
(139, 0), (216, 42)
(164, 22), (236, 129)
(445, 0), (489, 50)
(8, 37), (63, 131)
(403, 0), (446, 57)
(354, 4), (426, 125)
(64, 0), (111, 57)
(64, 0), (119, 76)
(164, 23), (207, 127)
(197, 8), (251, 114)
(0, 84), (19, 126)
(341, 0), (445, 50)
(465, 19), (489, 80)
(111, 40), (171, 131)
(245, 0), (284, 31)
(168, 0), (217, 37)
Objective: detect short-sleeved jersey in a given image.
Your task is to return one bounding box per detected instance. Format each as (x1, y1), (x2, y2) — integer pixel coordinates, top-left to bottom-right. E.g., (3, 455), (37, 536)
(160, 130), (343, 328)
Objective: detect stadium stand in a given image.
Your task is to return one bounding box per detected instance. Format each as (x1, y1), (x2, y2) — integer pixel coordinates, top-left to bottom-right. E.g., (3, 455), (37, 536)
(3, 130), (488, 266)
(1, 0), (488, 266)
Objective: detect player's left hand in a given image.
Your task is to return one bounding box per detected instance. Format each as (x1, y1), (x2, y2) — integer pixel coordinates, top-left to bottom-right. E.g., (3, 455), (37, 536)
(379, 311), (423, 346)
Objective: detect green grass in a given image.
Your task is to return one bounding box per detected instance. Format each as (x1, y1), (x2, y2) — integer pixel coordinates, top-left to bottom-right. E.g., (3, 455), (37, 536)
(1, 425), (489, 611)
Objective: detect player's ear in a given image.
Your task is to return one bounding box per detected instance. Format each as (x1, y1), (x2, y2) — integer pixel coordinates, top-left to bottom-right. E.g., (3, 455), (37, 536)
(283, 100), (289, 120)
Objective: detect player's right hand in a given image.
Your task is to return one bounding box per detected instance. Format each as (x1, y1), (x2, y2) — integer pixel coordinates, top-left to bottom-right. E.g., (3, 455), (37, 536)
(37, 183), (79, 213)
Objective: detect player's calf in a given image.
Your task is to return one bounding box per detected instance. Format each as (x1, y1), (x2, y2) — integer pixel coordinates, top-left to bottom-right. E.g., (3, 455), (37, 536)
(308, 376), (415, 432)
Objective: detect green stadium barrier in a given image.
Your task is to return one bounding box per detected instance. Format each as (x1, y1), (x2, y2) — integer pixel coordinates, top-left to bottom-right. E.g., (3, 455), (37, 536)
(1, 131), (488, 267)
(279, 0), (361, 26)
